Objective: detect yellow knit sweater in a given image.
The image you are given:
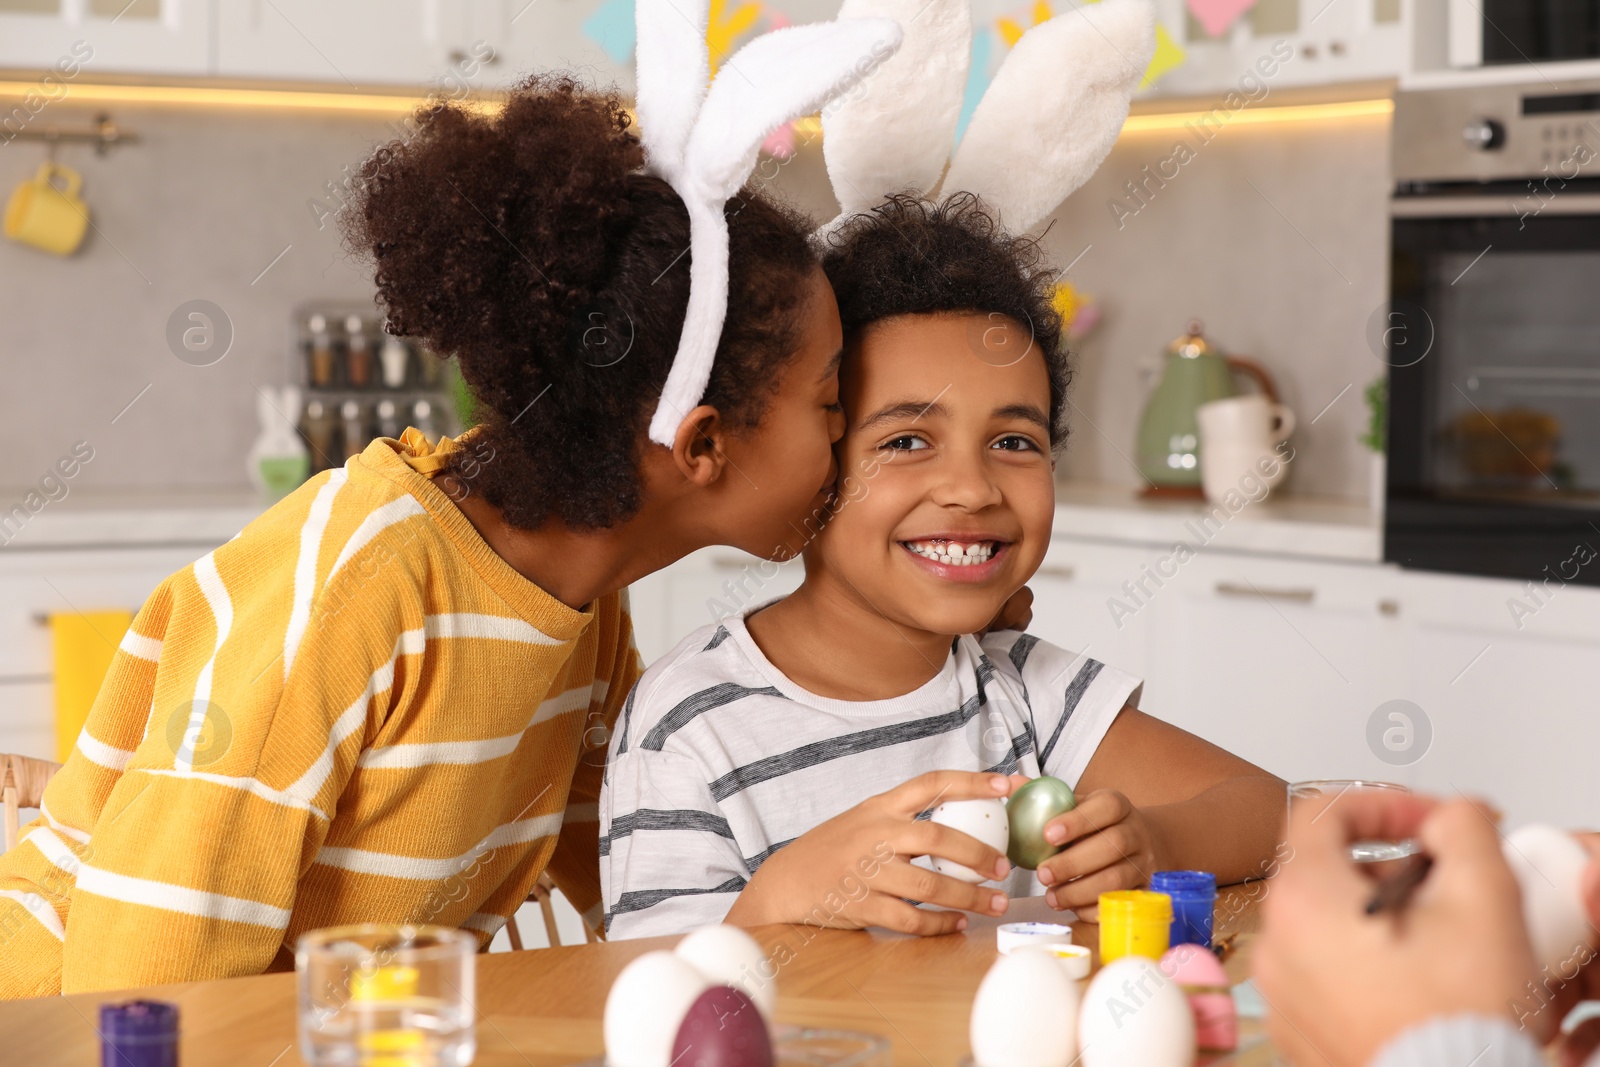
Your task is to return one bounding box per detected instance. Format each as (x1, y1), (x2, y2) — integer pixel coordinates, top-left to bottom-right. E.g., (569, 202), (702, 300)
(0, 432), (640, 999)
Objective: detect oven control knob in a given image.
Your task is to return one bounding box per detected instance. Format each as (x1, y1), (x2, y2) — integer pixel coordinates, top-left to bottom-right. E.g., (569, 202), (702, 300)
(1462, 118), (1506, 150)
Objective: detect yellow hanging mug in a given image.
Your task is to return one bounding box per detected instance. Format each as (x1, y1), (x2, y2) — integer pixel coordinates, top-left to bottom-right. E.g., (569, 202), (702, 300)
(5, 162), (89, 256)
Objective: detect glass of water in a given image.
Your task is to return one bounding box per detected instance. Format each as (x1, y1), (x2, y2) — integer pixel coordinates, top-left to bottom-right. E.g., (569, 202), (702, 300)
(1287, 780), (1421, 862)
(297, 924), (475, 1067)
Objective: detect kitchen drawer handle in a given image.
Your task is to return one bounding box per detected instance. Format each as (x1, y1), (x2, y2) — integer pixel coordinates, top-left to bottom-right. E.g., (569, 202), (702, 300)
(1034, 564), (1076, 581)
(1214, 581), (1314, 604)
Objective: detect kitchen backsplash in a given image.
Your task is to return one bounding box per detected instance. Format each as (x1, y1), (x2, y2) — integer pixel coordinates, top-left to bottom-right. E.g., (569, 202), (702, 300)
(0, 100), (1389, 500)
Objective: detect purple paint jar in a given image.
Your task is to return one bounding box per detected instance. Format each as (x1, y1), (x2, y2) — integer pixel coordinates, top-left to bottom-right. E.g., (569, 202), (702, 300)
(100, 999), (179, 1067)
(1151, 869), (1217, 948)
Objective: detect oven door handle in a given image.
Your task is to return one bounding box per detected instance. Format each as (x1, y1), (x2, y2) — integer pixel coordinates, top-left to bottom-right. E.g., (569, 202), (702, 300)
(1391, 193), (1600, 218)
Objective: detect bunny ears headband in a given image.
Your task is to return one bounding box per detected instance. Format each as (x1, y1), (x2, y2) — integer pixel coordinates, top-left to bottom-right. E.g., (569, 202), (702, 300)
(634, 0), (1155, 446)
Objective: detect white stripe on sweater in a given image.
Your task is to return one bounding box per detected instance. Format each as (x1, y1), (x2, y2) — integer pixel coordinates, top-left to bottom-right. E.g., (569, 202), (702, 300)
(286, 629), (425, 802)
(325, 494), (425, 584)
(314, 812), (564, 881)
(38, 799), (90, 845)
(284, 469), (348, 682)
(357, 685), (593, 770)
(423, 613), (563, 646)
(180, 551), (234, 772)
(460, 912), (507, 934)
(75, 863), (291, 928)
(23, 827), (78, 871)
(118, 629), (162, 663)
(137, 768), (330, 822)
(0, 891), (65, 940)
(74, 728), (135, 772)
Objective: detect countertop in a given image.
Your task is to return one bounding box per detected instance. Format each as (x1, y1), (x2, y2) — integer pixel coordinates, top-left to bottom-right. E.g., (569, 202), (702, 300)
(1053, 481), (1382, 563)
(0, 482), (1382, 563)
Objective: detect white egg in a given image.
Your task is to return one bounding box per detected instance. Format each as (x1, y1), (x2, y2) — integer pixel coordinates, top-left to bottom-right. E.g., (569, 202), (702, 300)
(603, 950), (712, 1067)
(674, 924), (776, 1020)
(928, 797), (1010, 883)
(970, 948), (1080, 1067)
(1079, 956), (1196, 1067)
(1504, 824), (1595, 974)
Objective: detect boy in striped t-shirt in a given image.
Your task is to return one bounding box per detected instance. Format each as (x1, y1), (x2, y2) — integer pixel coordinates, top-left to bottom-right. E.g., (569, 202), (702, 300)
(600, 197), (1287, 939)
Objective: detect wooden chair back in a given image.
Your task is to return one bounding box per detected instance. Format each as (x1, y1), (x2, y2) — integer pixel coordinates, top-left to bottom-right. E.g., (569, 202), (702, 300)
(2, 754), (63, 852)
(503, 873), (602, 951)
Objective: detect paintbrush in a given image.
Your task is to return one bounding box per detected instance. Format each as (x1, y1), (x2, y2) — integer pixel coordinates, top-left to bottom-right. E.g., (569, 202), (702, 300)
(1364, 852), (1435, 916)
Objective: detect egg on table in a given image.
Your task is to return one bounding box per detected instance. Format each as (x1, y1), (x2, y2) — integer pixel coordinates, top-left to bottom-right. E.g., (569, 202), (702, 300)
(604, 950), (713, 1067)
(928, 797), (1010, 883)
(671, 986), (773, 1067)
(970, 948), (1081, 1067)
(1159, 943), (1237, 1051)
(1503, 824), (1596, 974)
(675, 925), (776, 1020)
(1079, 955), (1196, 1067)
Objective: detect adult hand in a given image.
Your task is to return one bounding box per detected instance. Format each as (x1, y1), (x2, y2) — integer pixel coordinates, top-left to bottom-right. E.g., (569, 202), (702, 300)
(725, 771), (1014, 935)
(1034, 789), (1165, 920)
(1544, 834), (1600, 1067)
(1253, 791), (1538, 1067)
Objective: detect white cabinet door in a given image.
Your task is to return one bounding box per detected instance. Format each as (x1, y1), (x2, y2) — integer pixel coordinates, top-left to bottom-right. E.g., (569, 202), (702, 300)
(213, 0), (455, 85)
(0, 680), (56, 762)
(1398, 570), (1600, 827)
(0, 0), (207, 76)
(627, 549), (806, 666)
(1023, 539), (1159, 687)
(1153, 552), (1407, 784)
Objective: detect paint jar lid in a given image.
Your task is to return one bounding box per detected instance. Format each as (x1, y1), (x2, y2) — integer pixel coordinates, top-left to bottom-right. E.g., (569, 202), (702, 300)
(997, 921), (1073, 955)
(1151, 870), (1217, 898)
(1017, 943), (1093, 979)
(1098, 889), (1173, 923)
(100, 1000), (179, 1052)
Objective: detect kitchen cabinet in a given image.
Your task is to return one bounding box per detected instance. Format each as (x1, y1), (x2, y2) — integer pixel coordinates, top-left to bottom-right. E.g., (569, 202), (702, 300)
(0, 0), (208, 76)
(213, 0), (462, 86)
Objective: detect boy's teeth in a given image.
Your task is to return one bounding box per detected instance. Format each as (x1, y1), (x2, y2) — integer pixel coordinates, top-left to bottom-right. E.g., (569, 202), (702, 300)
(906, 539), (997, 566)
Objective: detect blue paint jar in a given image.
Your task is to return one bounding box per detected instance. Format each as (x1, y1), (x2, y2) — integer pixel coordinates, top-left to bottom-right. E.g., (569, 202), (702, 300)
(1151, 869), (1217, 948)
(100, 1000), (178, 1067)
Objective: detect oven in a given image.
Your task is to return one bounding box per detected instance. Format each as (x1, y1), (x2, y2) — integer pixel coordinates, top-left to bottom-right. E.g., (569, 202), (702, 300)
(1385, 77), (1600, 585)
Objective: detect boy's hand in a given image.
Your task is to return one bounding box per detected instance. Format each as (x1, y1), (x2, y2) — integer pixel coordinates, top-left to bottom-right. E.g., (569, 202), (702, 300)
(725, 771), (1014, 936)
(1034, 789), (1165, 919)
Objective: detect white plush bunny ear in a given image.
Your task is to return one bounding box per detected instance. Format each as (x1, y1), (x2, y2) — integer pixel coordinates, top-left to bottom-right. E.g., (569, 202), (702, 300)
(939, 0), (1155, 233)
(819, 0), (971, 230)
(634, 0), (711, 186)
(645, 17), (904, 447)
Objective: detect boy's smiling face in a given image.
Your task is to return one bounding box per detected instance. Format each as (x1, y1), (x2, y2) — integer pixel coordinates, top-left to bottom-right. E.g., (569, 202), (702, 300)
(805, 312), (1057, 637)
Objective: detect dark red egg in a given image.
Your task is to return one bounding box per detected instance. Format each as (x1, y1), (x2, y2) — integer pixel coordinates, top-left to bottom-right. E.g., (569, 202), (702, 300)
(669, 985), (773, 1067)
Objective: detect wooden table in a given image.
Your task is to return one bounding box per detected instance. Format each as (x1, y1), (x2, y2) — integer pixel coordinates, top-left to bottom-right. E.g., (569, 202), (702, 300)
(0, 887), (1266, 1067)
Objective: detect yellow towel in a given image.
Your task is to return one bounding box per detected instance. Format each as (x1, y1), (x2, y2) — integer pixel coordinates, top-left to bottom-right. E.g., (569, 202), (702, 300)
(49, 611), (131, 762)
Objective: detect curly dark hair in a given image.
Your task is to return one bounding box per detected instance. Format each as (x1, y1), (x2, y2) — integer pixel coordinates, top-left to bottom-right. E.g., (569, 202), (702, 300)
(343, 74), (819, 530)
(819, 193), (1070, 448)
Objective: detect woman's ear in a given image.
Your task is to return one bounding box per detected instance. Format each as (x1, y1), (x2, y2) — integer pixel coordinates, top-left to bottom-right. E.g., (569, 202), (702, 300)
(670, 404), (729, 487)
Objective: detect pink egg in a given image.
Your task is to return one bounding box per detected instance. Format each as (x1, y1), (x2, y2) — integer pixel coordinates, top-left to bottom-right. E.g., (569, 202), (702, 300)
(671, 986), (773, 1067)
(1159, 945), (1237, 1052)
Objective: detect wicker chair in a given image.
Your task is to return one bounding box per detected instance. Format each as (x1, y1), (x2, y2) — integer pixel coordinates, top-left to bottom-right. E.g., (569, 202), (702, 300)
(2, 754), (63, 851)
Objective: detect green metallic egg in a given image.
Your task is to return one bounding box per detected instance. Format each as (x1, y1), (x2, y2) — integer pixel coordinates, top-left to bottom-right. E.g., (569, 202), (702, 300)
(1006, 776), (1078, 870)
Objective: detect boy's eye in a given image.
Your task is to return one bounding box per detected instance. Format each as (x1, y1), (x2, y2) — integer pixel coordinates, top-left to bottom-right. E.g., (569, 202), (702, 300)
(882, 434), (929, 452)
(992, 434), (1040, 452)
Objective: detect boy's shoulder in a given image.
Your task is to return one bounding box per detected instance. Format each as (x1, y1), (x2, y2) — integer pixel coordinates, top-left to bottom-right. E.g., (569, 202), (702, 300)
(973, 630), (1142, 710)
(616, 616), (776, 753)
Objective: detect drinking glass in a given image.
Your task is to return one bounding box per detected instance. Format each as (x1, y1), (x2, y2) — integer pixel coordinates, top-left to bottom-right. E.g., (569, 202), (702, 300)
(1287, 780), (1421, 862)
(297, 924), (475, 1067)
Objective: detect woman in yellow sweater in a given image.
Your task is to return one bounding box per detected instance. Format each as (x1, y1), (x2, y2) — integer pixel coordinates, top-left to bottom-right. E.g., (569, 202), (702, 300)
(0, 77), (849, 997)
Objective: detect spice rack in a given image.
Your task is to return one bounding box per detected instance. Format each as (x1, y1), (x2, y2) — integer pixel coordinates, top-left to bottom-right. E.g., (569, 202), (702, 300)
(293, 302), (463, 475)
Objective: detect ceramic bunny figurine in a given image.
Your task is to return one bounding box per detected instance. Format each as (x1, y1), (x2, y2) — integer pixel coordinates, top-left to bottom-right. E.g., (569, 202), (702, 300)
(247, 385), (310, 499)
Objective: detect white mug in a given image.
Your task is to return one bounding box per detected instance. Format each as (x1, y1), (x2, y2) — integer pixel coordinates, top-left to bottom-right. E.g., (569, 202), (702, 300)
(1197, 394), (1295, 504)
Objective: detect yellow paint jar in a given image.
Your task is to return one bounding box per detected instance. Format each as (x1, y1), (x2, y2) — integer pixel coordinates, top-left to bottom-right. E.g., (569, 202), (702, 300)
(1098, 890), (1173, 963)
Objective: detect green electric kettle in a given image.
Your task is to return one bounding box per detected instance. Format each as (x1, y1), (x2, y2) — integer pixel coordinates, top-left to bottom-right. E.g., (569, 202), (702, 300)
(1134, 320), (1279, 495)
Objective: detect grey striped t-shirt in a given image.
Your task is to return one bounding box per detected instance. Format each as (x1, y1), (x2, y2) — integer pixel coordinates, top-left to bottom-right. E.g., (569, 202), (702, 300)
(598, 608), (1142, 939)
